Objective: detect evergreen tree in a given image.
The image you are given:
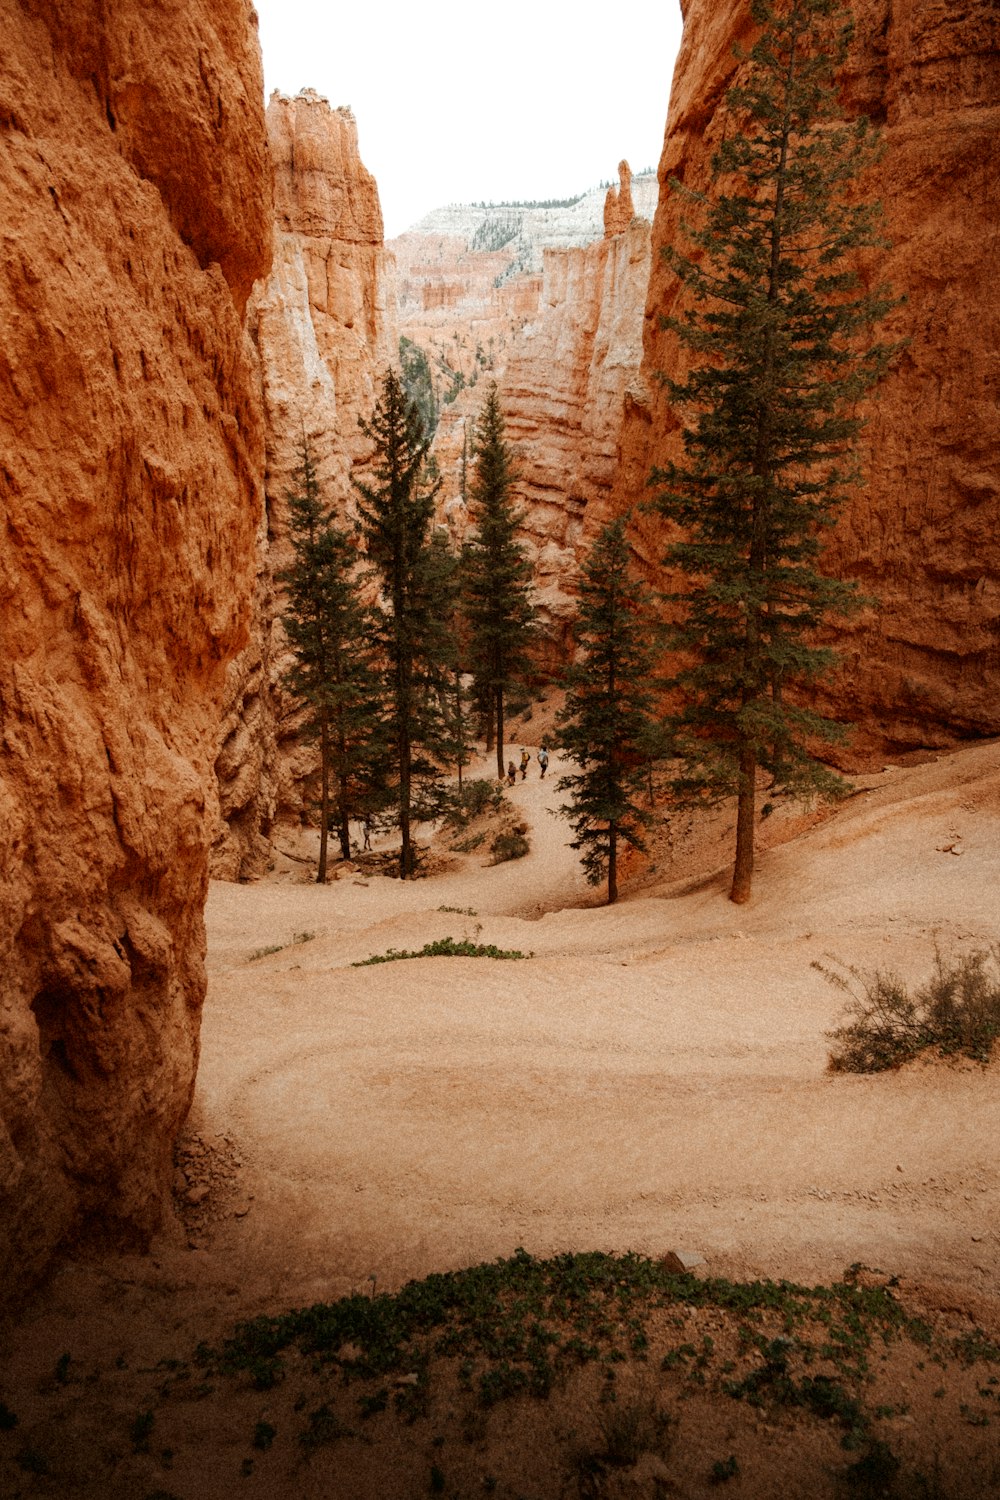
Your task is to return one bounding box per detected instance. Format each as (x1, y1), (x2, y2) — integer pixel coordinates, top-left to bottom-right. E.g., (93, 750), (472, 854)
(278, 437), (384, 882)
(353, 370), (448, 879)
(422, 525), (476, 798)
(556, 516), (662, 904)
(652, 0), (900, 904)
(463, 382), (535, 779)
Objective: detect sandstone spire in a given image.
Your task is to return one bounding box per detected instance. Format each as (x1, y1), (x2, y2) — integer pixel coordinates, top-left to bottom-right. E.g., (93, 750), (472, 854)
(603, 160), (635, 237)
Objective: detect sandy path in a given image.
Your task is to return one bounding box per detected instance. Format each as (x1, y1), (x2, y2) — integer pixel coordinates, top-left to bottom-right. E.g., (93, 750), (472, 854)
(193, 741), (1000, 1317)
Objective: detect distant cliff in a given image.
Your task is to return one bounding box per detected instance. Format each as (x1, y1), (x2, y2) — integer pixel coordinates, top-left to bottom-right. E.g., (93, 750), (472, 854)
(409, 165), (653, 667)
(0, 0), (270, 1292)
(615, 0), (1000, 761)
(399, 170), (658, 278)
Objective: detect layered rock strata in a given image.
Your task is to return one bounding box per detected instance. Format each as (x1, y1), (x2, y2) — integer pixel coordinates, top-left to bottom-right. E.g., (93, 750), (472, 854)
(213, 92), (397, 874)
(615, 0), (1000, 759)
(0, 0), (270, 1291)
(426, 173), (653, 668)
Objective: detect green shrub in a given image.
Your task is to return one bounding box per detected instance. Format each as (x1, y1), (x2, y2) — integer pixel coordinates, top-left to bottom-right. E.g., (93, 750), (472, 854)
(444, 779), (505, 828)
(490, 828), (529, 864)
(353, 938), (530, 967)
(822, 947), (1000, 1072)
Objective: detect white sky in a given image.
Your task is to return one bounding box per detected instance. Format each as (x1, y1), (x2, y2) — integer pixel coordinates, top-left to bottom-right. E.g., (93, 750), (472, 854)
(252, 0), (685, 238)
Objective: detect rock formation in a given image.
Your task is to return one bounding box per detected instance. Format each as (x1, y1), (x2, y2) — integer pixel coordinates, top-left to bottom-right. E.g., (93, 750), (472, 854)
(614, 0), (1000, 761)
(421, 169), (653, 668)
(0, 0), (270, 1293)
(603, 161), (635, 238)
(213, 92), (397, 875)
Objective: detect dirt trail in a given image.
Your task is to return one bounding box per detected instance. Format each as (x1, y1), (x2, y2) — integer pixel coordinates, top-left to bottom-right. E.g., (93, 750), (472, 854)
(193, 741), (1000, 1313)
(5, 740), (1000, 1499)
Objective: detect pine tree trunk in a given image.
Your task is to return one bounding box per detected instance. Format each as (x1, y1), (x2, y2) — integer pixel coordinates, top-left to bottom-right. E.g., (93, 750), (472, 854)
(608, 824), (618, 905)
(398, 715), (412, 879)
(455, 670), (465, 794)
(730, 745), (756, 904)
(495, 685), (505, 782)
(317, 714), (330, 884)
(485, 710), (494, 758)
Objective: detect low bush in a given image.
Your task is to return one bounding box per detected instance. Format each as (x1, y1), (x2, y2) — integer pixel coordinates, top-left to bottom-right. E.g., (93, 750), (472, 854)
(490, 827), (529, 864)
(444, 779), (505, 828)
(821, 946), (1000, 1073)
(352, 937), (530, 967)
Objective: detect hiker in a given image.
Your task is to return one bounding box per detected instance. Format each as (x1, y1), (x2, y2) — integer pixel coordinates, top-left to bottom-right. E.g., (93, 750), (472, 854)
(507, 760), (517, 786)
(538, 744), (549, 779)
(519, 748), (530, 781)
(362, 817), (372, 851)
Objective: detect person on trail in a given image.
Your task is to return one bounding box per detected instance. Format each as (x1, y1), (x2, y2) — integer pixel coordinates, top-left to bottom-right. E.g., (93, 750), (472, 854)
(519, 748), (530, 781)
(507, 760), (517, 786)
(362, 817), (372, 851)
(538, 744), (549, 779)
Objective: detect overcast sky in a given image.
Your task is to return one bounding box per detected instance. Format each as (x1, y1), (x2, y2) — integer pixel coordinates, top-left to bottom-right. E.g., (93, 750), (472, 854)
(253, 0), (685, 238)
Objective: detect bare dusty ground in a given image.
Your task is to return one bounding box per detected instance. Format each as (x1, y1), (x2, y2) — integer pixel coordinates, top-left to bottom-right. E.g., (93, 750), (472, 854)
(3, 737), (1000, 1498)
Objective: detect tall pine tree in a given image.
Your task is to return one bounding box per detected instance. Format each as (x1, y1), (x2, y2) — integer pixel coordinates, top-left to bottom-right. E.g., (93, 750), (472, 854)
(353, 370), (448, 879)
(556, 515), (661, 905)
(463, 382), (535, 779)
(653, 0), (900, 904)
(278, 436), (384, 882)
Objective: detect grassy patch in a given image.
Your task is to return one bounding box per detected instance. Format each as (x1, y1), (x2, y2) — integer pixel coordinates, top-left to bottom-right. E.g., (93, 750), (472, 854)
(821, 947), (1000, 1072)
(197, 1249), (924, 1422)
(352, 937), (531, 967)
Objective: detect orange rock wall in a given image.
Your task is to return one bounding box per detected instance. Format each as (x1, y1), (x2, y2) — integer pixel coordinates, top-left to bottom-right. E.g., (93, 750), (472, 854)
(213, 92), (397, 871)
(500, 223), (653, 665)
(0, 0), (270, 1290)
(615, 0), (1000, 759)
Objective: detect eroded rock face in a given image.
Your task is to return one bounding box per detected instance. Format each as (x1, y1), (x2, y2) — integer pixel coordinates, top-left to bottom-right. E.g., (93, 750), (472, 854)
(212, 92), (397, 873)
(415, 167), (652, 669)
(500, 222), (653, 666)
(0, 0), (270, 1291)
(615, 0), (1000, 760)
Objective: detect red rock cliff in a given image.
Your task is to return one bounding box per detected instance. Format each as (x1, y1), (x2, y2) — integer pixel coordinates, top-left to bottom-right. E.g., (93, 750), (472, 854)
(500, 222), (653, 666)
(615, 0), (1000, 759)
(213, 92), (397, 872)
(0, 0), (270, 1291)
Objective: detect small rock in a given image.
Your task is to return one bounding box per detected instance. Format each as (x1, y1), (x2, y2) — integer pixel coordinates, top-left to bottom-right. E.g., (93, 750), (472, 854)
(232, 1200), (252, 1218)
(186, 1184), (209, 1206)
(661, 1249), (706, 1274)
(394, 1373), (420, 1386)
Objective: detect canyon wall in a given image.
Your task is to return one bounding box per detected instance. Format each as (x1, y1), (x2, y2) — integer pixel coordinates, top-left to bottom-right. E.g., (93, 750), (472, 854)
(500, 220), (653, 666)
(0, 0), (270, 1291)
(213, 92), (397, 874)
(616, 0), (1000, 761)
(417, 164), (652, 668)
